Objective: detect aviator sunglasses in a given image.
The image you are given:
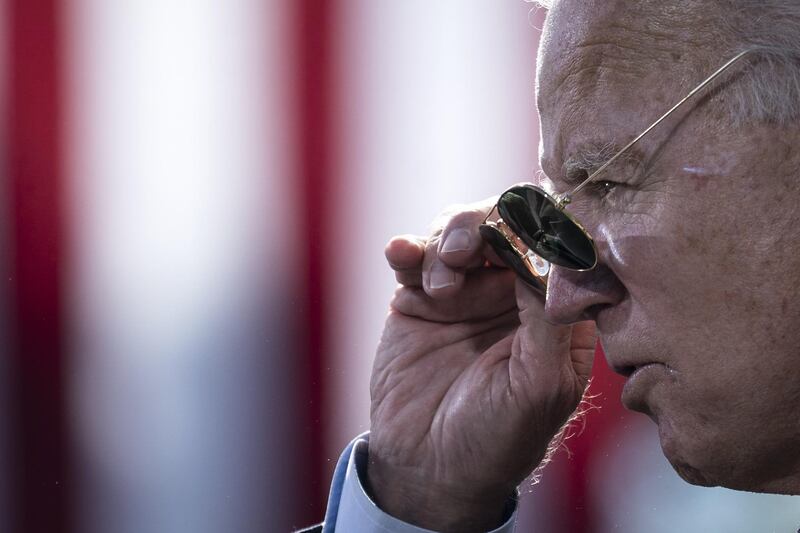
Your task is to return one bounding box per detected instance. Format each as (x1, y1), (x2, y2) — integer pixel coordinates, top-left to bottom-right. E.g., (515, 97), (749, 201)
(480, 49), (754, 295)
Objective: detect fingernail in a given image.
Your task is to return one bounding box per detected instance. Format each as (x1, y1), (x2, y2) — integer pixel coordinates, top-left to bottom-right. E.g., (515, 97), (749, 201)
(429, 263), (455, 289)
(441, 229), (472, 253)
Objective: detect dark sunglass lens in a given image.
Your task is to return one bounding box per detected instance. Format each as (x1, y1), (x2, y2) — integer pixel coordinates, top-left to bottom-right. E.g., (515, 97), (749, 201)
(479, 224), (546, 296)
(497, 185), (596, 270)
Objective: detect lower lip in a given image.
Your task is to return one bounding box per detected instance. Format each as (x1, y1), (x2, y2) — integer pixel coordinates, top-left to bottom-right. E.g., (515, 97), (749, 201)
(621, 363), (664, 411)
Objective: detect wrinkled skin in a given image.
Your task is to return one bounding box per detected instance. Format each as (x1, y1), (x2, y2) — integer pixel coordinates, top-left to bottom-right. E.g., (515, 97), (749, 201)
(367, 1), (800, 530)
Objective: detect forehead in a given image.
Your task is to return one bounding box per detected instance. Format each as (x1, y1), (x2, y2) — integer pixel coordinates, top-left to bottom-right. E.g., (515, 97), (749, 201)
(536, 0), (720, 176)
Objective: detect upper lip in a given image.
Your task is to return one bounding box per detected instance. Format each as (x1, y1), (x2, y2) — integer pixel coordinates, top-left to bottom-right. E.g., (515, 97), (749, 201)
(601, 333), (660, 378)
(595, 304), (661, 378)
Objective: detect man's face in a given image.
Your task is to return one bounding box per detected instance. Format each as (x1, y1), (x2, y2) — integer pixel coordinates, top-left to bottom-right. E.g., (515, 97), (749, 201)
(537, 0), (800, 493)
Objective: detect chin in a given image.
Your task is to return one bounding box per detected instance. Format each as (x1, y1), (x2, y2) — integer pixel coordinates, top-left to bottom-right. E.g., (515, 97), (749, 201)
(652, 403), (800, 493)
(654, 414), (719, 488)
(659, 429), (794, 492)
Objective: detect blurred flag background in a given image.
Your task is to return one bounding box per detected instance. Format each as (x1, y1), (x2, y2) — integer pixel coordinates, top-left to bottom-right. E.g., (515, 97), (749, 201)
(2, 1), (800, 532)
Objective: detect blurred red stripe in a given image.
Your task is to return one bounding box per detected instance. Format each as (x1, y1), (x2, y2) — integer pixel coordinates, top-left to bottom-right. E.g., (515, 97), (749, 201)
(294, 0), (338, 525)
(6, 0), (70, 531)
(561, 345), (628, 533)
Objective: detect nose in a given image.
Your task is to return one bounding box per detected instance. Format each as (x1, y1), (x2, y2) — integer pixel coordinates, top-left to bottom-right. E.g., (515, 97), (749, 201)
(544, 261), (626, 324)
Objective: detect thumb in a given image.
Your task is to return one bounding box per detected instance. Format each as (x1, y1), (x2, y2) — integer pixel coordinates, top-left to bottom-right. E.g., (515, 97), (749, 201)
(514, 281), (597, 392)
(568, 320), (598, 388)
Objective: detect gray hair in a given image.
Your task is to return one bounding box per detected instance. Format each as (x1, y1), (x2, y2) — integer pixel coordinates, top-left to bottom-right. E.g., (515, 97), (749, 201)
(527, 0), (800, 127)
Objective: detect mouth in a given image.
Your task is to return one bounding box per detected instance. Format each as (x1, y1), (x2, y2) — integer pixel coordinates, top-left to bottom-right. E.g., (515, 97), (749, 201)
(611, 361), (674, 389)
(617, 362), (671, 415)
(611, 362), (660, 379)
(611, 363), (636, 378)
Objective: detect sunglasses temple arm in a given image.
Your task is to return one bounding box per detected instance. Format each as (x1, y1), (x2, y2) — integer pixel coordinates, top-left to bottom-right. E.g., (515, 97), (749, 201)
(562, 49), (754, 204)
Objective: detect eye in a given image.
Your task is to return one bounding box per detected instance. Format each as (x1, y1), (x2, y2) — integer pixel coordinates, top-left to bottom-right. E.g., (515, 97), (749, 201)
(589, 179), (618, 198)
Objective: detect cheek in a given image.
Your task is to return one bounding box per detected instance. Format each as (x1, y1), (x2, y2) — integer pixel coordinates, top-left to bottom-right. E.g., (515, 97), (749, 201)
(597, 193), (753, 306)
(595, 191), (800, 358)
(594, 211), (680, 295)
(595, 203), (778, 381)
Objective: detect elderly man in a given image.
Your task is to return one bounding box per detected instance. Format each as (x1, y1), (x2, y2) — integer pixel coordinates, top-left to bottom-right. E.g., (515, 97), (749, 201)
(303, 0), (800, 531)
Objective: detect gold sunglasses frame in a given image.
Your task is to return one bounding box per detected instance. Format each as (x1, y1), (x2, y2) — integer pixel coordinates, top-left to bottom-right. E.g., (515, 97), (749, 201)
(483, 48), (755, 280)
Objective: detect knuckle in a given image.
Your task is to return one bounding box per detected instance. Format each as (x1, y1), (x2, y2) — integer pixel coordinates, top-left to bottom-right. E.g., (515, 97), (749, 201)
(422, 244), (441, 269)
(439, 202), (470, 220)
(425, 235), (441, 252)
(446, 207), (485, 228)
(427, 202), (489, 236)
(389, 286), (410, 309)
(389, 288), (424, 316)
(427, 204), (468, 234)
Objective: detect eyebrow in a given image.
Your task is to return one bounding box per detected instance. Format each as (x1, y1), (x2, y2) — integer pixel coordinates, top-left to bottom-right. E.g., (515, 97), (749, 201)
(561, 142), (644, 187)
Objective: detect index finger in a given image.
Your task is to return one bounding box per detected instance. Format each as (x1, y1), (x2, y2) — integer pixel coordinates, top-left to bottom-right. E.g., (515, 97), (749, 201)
(385, 234), (427, 287)
(436, 205), (504, 269)
(385, 234), (426, 271)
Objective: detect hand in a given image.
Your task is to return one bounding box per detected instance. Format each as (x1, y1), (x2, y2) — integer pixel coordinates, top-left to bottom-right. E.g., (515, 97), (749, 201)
(367, 199), (597, 532)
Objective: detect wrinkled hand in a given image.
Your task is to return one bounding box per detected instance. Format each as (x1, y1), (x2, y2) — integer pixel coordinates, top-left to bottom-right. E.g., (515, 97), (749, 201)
(367, 199), (597, 532)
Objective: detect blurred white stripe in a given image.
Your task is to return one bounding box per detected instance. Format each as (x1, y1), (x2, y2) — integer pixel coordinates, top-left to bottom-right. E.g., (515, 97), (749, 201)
(66, 1), (298, 531)
(330, 0), (541, 451)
